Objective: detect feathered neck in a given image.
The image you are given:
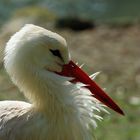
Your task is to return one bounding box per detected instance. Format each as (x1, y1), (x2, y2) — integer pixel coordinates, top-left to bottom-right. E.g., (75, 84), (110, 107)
(5, 62), (106, 140)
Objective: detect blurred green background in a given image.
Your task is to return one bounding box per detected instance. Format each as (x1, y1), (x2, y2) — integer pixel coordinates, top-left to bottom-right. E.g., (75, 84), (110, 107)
(0, 0), (140, 140)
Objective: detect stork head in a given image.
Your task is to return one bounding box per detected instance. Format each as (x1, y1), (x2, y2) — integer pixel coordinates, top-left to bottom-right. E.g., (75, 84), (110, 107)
(4, 24), (124, 115)
(4, 24), (70, 75)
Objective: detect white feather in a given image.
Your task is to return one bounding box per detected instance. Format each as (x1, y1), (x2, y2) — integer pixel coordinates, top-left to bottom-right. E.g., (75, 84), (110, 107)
(90, 71), (101, 80)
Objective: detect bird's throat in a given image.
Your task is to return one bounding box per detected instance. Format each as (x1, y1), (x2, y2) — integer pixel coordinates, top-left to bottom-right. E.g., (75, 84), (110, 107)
(16, 69), (76, 118)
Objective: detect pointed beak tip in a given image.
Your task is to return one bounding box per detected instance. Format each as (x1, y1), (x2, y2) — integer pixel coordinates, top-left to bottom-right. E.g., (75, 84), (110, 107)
(119, 110), (125, 116)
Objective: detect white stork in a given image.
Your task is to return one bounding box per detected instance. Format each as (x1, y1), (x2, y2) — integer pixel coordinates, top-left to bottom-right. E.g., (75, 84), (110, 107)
(0, 24), (124, 140)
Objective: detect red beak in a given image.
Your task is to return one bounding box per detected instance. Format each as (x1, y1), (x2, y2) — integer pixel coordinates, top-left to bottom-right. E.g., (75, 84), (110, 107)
(57, 60), (124, 115)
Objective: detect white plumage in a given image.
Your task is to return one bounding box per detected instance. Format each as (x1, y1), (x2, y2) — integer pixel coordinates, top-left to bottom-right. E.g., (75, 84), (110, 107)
(0, 24), (107, 140)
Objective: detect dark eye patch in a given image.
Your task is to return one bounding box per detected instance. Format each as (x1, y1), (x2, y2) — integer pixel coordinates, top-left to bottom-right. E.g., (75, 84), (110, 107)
(49, 49), (63, 60)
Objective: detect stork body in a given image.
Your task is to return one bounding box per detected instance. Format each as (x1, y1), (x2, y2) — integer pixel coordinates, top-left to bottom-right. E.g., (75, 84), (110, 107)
(0, 24), (123, 140)
(0, 74), (96, 140)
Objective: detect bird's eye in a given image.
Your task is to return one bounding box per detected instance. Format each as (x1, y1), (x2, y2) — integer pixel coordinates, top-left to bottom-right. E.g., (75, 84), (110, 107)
(49, 49), (63, 60)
